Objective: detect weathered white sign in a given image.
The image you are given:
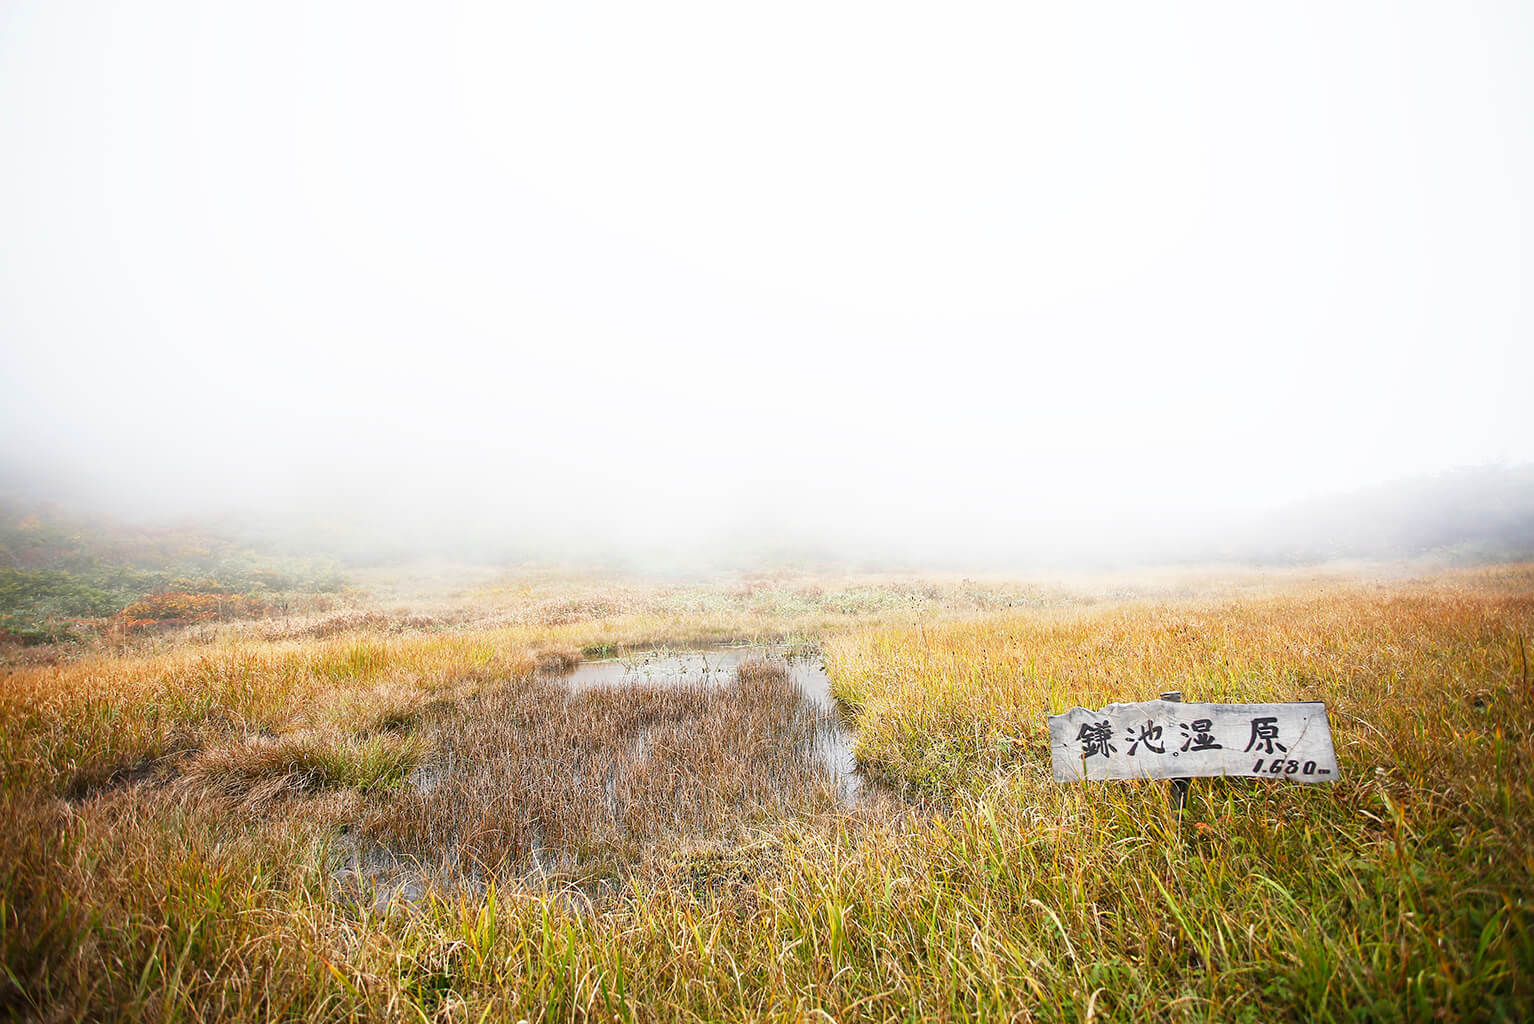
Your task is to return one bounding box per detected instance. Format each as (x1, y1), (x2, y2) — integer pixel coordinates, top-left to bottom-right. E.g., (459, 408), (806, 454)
(1048, 699), (1339, 783)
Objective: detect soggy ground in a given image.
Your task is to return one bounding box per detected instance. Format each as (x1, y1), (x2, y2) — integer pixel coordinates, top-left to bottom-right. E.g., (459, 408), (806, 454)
(557, 645), (862, 803)
(335, 646), (866, 908)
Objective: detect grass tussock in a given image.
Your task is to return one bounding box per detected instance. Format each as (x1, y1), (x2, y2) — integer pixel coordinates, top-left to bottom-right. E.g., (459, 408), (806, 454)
(0, 565), (1530, 1021)
(177, 731), (421, 807)
(533, 644), (584, 674)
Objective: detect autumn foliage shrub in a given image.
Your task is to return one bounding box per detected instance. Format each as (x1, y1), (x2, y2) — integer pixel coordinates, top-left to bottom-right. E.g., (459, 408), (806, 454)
(119, 591), (269, 628)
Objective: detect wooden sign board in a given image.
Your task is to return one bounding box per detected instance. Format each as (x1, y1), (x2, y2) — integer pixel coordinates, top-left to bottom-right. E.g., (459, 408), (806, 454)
(1048, 699), (1339, 783)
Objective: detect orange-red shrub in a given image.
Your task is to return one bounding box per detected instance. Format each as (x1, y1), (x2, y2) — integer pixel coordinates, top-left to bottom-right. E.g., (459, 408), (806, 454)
(119, 591), (269, 628)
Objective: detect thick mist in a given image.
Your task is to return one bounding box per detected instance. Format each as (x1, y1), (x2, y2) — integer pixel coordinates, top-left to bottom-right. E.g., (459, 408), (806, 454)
(3, 2), (1532, 567)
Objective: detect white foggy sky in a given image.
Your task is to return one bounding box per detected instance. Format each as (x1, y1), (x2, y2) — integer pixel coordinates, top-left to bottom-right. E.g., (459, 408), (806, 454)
(1, 2), (1530, 557)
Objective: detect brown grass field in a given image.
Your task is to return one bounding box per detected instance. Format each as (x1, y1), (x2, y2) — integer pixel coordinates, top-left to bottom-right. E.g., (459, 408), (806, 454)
(1, 564), (1531, 1021)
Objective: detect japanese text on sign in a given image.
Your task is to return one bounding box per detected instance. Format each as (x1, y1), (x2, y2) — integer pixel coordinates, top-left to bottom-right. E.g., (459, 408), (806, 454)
(1048, 700), (1339, 783)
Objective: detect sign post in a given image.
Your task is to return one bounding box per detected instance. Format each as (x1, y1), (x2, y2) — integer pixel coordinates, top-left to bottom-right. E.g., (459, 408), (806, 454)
(1159, 690), (1190, 810)
(1048, 698), (1339, 788)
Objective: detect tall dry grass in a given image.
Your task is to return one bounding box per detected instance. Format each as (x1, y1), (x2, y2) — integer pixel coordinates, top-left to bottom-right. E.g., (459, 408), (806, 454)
(0, 565), (1530, 1021)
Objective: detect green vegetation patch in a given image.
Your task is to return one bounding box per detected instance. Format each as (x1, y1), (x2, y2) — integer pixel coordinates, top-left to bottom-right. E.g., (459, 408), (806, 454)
(0, 499), (345, 643)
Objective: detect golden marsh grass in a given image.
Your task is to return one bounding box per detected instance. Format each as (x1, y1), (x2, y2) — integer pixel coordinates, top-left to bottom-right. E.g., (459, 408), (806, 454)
(1, 564), (1530, 1020)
